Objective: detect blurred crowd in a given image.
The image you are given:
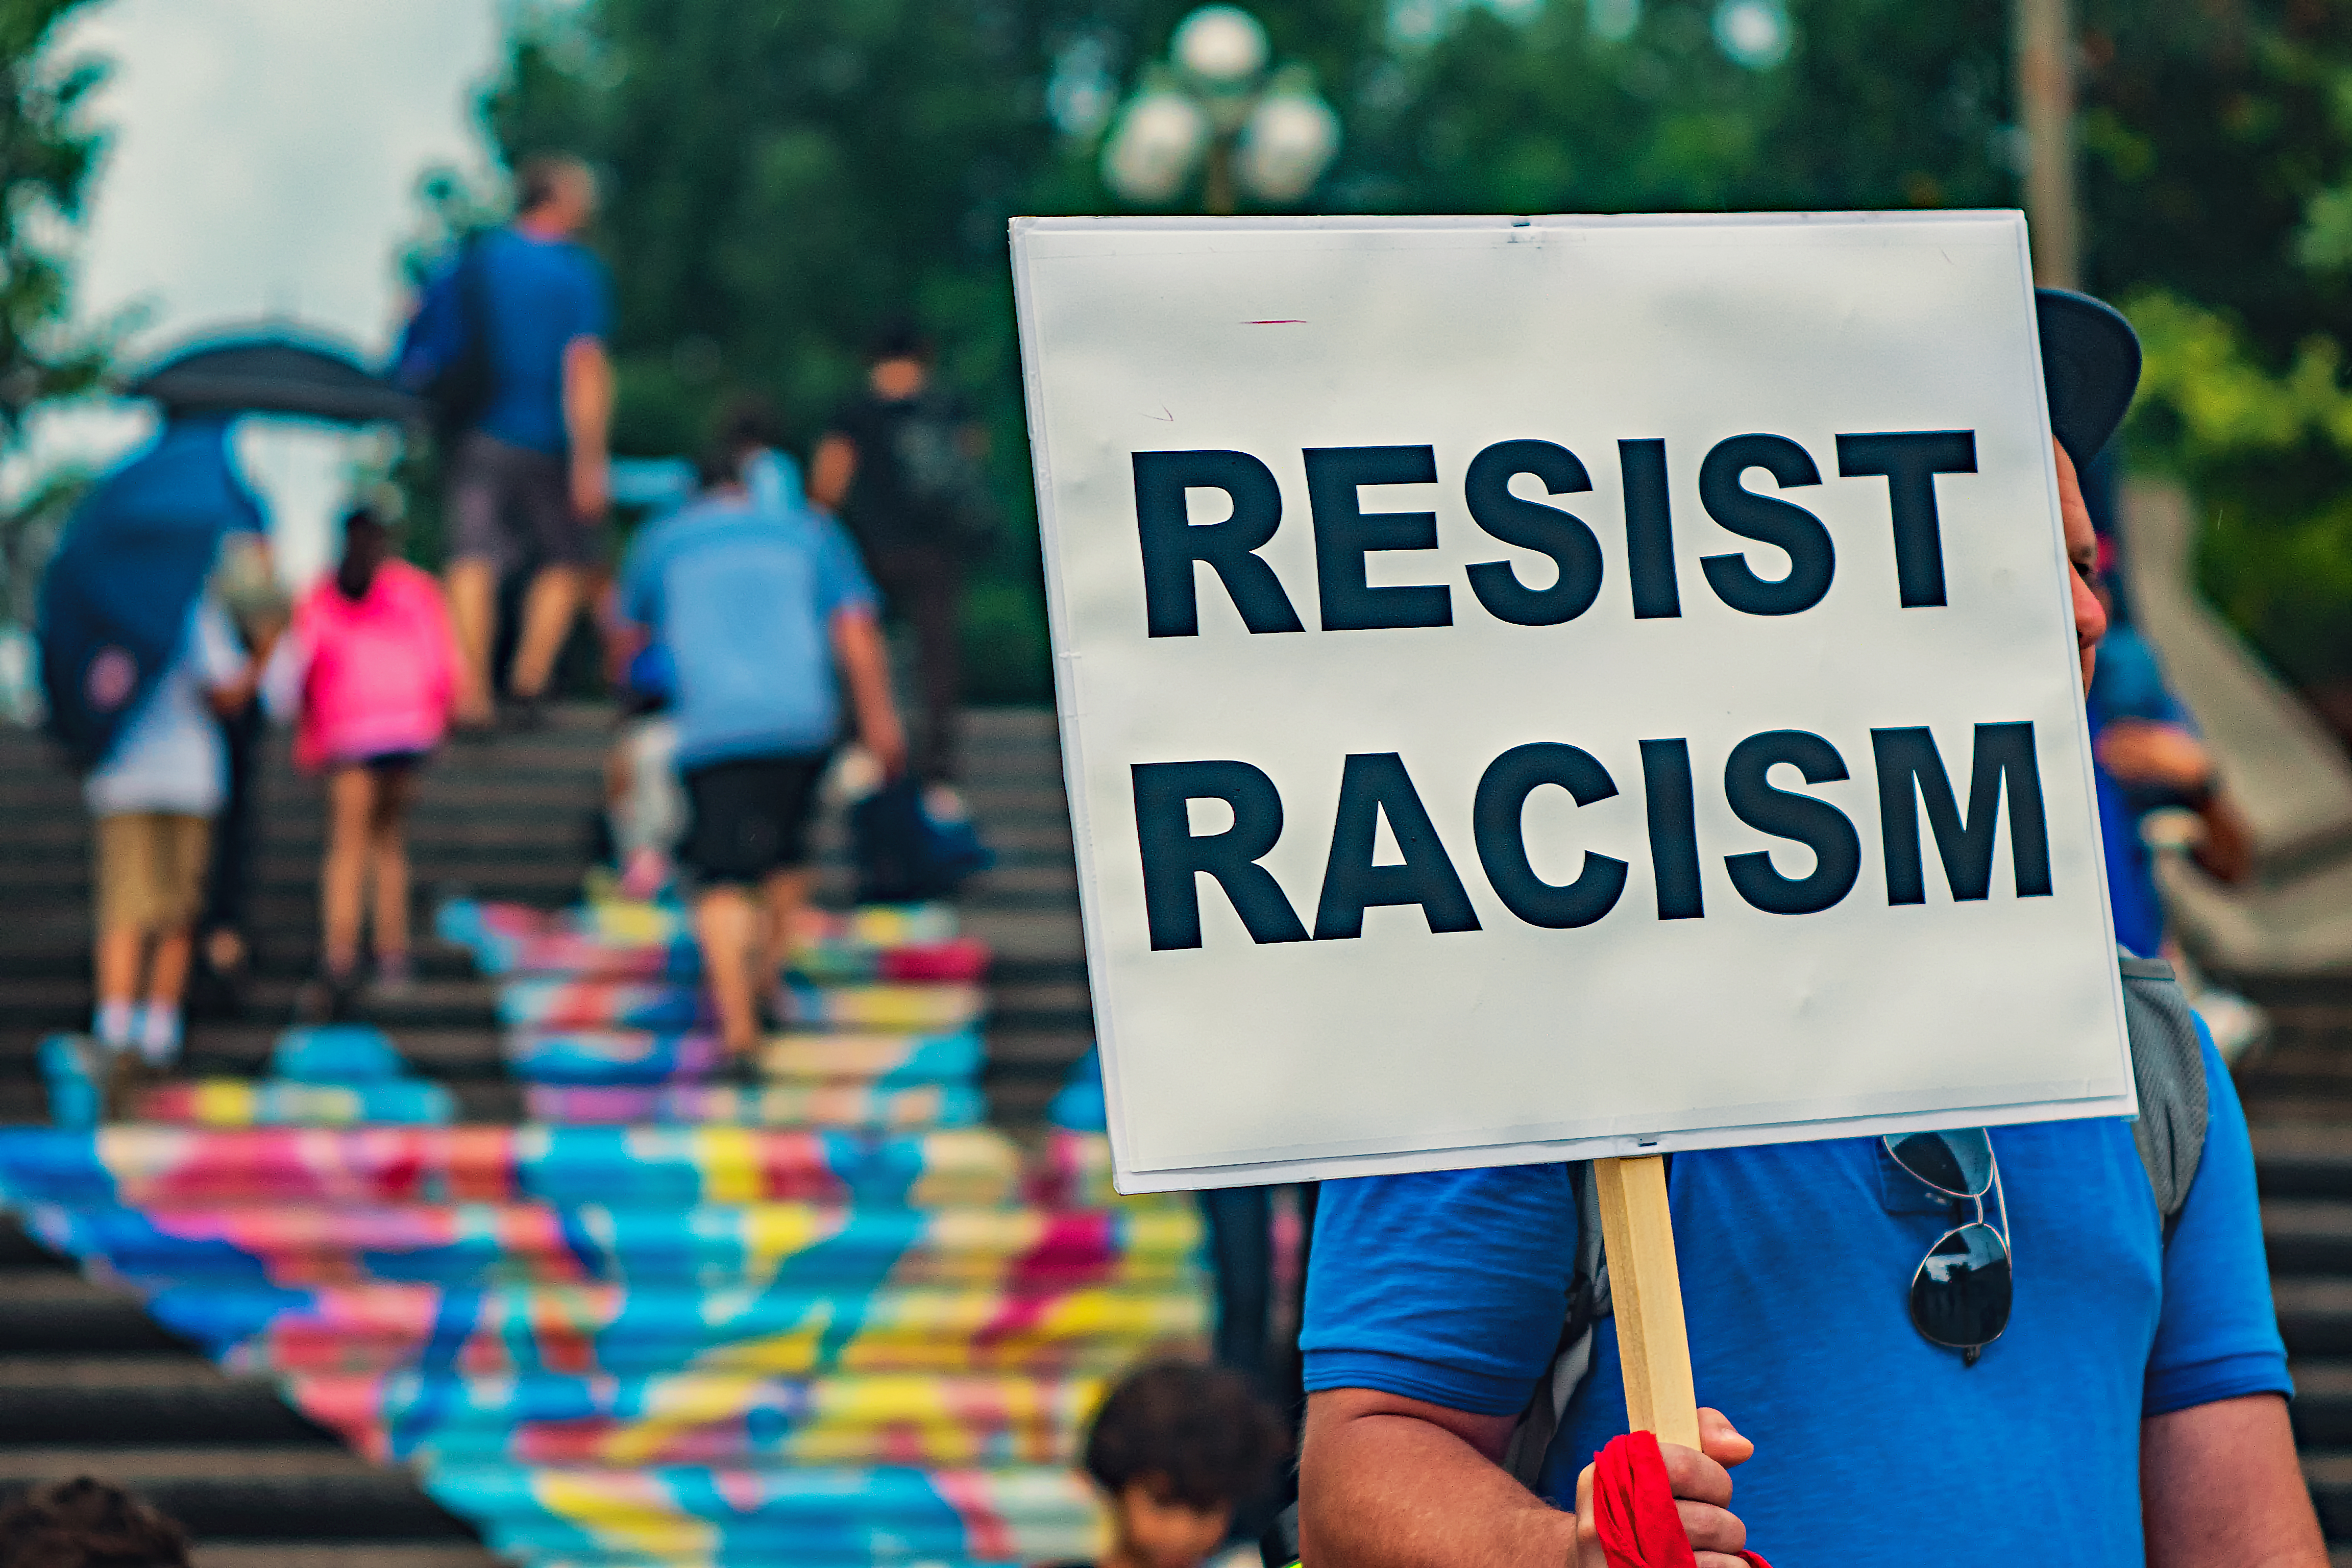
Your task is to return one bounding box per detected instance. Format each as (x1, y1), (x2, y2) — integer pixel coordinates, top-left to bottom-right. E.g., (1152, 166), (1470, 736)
(34, 153), (1002, 1104)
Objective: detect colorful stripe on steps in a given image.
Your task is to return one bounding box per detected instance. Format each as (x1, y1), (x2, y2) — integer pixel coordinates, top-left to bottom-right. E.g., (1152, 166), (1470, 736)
(146, 1281), (1204, 1377)
(0, 1126), (1035, 1208)
(287, 1371), (1108, 1467)
(496, 978), (987, 1033)
(520, 1082), (984, 1129)
(503, 1029), (983, 1089)
(131, 1079), (458, 1126)
(424, 1463), (1102, 1566)
(438, 898), (965, 980)
(23, 1200), (1199, 1289)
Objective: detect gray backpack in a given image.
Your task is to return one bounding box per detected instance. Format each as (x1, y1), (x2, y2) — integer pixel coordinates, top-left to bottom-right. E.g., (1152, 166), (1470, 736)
(1500, 949), (2211, 1488)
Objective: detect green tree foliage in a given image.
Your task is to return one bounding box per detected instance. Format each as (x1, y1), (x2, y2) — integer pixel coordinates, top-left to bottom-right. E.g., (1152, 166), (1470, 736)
(1, 0), (112, 632)
(481, 0), (2352, 699)
(0, 0), (110, 432)
(2082, 2), (2352, 691)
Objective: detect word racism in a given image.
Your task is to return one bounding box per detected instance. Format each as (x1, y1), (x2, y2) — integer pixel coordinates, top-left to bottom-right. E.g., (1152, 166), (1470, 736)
(1129, 430), (2054, 952)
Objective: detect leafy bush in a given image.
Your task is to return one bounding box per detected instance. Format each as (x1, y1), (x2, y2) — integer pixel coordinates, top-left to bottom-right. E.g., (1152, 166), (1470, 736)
(2126, 288), (2352, 688)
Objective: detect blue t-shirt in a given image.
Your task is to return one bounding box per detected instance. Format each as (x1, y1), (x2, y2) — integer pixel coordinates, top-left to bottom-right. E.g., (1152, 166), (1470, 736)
(2089, 625), (2197, 957)
(1303, 1029), (2287, 1567)
(433, 227), (610, 455)
(2096, 748), (2165, 958)
(618, 495), (878, 769)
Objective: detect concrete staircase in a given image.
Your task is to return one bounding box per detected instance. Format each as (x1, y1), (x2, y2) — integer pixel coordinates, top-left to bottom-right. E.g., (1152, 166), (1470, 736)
(2234, 1004), (2352, 1556)
(2113, 478), (2352, 1555)
(0, 708), (1095, 1122)
(0, 706), (1136, 1567)
(2121, 480), (2352, 977)
(10, 689), (2352, 1557)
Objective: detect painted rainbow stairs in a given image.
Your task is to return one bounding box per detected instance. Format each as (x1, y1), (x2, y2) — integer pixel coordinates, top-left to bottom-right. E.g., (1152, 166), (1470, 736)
(2, 891), (1204, 1566)
(0, 707), (1170, 1567)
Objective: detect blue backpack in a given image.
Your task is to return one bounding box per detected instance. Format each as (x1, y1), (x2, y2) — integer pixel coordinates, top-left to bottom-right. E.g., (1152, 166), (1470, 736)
(850, 778), (993, 902)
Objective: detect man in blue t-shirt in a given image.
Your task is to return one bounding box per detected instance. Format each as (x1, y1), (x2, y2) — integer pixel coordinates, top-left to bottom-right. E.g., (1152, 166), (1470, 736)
(414, 153), (614, 729)
(617, 418), (906, 1064)
(1296, 299), (2324, 1566)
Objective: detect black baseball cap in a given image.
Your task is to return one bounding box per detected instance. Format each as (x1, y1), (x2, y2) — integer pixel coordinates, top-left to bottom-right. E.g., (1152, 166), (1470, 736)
(2035, 288), (2141, 469)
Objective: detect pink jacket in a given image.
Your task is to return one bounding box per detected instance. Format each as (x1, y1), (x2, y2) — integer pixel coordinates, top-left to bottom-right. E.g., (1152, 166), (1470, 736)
(288, 559), (460, 772)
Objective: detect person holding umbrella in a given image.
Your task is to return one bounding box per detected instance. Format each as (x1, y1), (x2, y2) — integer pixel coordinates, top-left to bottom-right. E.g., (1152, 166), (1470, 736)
(40, 331), (421, 1103)
(38, 411), (263, 1095)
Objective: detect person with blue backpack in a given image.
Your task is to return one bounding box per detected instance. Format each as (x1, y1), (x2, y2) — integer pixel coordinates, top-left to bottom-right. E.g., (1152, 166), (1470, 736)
(1291, 294), (2325, 1566)
(396, 153), (612, 731)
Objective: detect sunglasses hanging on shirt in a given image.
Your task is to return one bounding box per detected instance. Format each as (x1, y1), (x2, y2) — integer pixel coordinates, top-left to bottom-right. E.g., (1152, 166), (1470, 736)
(1884, 1128), (2012, 1366)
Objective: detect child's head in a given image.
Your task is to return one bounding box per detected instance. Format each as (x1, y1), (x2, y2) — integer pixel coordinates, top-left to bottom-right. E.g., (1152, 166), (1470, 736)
(335, 504), (393, 601)
(1083, 1359), (1288, 1568)
(0, 1477), (190, 1568)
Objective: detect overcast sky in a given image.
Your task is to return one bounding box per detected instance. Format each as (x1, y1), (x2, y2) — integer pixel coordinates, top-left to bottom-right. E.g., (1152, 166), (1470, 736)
(23, 0), (506, 585)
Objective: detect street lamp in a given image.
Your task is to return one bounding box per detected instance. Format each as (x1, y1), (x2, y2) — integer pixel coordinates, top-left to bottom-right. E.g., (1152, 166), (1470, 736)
(1100, 5), (1341, 214)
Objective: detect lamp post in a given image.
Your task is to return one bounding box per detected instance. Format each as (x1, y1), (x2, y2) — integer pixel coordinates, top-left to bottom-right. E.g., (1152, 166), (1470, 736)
(2012, 0), (2080, 288)
(1100, 5), (1341, 215)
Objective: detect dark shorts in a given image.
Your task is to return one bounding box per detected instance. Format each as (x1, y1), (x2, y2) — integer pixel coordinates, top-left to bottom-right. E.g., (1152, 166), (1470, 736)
(681, 754), (831, 886)
(447, 432), (594, 572)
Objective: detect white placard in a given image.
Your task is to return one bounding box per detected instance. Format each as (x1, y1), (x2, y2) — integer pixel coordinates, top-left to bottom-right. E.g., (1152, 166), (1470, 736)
(1011, 211), (2133, 1193)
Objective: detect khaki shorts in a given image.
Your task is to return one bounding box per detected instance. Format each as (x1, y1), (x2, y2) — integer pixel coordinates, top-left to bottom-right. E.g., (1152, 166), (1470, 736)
(93, 813), (212, 934)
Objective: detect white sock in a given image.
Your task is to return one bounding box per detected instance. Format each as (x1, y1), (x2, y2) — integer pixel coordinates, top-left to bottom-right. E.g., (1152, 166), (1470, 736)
(94, 1001), (136, 1050)
(136, 1003), (181, 1067)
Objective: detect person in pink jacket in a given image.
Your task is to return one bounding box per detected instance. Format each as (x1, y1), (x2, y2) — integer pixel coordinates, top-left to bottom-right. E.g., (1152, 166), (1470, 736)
(270, 505), (459, 1019)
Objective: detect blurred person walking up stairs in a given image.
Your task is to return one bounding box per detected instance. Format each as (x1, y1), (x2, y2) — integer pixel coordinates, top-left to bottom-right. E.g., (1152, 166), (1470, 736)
(397, 153), (611, 732)
(35, 412), (261, 1101)
(616, 409), (907, 1065)
(813, 323), (997, 785)
(192, 530), (290, 1020)
(266, 504), (462, 1022)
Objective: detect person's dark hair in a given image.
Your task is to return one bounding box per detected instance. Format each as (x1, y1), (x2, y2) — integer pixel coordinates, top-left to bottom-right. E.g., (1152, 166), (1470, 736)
(1082, 1359), (1289, 1510)
(865, 319), (932, 365)
(0, 1478), (191, 1568)
(515, 153), (591, 215)
(335, 505), (391, 602)
(695, 395), (788, 489)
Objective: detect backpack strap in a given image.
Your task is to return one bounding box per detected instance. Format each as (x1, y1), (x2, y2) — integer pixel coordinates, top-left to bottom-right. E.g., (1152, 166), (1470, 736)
(2118, 950), (2209, 1233)
(1501, 1160), (1611, 1490)
(1500, 949), (2211, 1490)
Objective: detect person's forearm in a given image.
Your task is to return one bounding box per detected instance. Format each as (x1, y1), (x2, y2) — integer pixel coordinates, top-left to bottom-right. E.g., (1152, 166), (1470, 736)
(831, 611), (898, 744)
(1302, 1406), (1572, 1568)
(2143, 1395), (2326, 1568)
(564, 338), (612, 461)
(2192, 792), (2256, 884)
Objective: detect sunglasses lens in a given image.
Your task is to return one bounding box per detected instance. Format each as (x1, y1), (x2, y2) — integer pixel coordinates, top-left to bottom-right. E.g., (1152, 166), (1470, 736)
(1910, 1221), (2012, 1350)
(1885, 1128), (1995, 1198)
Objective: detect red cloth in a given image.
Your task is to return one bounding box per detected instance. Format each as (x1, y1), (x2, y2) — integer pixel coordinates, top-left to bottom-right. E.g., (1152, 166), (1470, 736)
(1590, 1430), (1771, 1568)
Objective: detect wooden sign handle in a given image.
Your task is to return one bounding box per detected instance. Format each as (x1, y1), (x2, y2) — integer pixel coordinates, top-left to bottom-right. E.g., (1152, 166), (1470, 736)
(1593, 1154), (1700, 1451)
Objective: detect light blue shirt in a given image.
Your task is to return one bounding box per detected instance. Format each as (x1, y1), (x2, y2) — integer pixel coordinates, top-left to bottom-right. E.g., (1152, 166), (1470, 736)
(86, 597), (244, 816)
(618, 495), (877, 769)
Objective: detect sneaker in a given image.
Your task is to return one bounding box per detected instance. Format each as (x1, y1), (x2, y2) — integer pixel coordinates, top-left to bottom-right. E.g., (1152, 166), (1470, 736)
(372, 952), (416, 1001)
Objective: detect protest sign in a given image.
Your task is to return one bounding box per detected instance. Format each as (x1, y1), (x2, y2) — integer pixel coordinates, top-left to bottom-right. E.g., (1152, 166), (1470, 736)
(1011, 211), (2133, 1195)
